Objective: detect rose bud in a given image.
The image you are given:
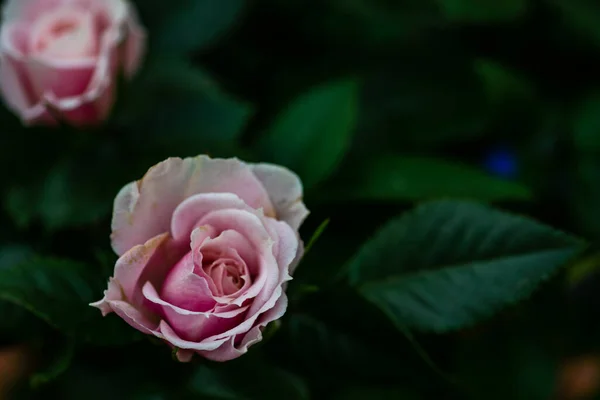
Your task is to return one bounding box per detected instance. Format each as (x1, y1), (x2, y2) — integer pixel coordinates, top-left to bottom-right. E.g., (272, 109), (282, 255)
(0, 0), (145, 126)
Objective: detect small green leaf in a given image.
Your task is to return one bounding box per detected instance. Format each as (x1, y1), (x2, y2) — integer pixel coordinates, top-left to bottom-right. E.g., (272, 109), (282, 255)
(325, 156), (531, 203)
(257, 79), (358, 188)
(436, 0), (528, 22)
(0, 256), (141, 345)
(154, 0), (246, 55)
(348, 201), (583, 332)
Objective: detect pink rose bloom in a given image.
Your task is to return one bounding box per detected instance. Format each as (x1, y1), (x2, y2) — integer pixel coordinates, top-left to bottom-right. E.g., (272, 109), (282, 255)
(0, 0), (145, 126)
(91, 156), (309, 362)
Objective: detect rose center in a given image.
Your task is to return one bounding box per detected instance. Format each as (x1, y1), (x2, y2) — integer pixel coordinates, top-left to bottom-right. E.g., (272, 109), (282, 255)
(203, 259), (246, 297)
(29, 8), (98, 59)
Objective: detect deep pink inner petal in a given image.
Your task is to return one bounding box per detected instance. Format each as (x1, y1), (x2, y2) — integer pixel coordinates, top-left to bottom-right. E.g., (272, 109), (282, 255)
(196, 244), (251, 299)
(160, 251), (216, 312)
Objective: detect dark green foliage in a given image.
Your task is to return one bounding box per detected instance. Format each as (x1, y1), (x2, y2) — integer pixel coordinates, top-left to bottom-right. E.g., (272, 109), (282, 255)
(2, 0), (600, 399)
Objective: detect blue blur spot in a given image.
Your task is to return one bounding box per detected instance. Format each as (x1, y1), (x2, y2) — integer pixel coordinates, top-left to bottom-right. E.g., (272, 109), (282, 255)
(484, 147), (518, 179)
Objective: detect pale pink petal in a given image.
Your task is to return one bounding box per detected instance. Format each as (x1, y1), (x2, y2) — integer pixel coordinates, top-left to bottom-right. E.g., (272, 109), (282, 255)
(102, 299), (160, 335)
(112, 232), (185, 307)
(198, 209), (280, 307)
(3, 0), (66, 23)
(198, 229), (257, 275)
(252, 163), (309, 231)
(25, 58), (95, 100)
(143, 282), (247, 342)
(264, 218), (299, 278)
(89, 276), (122, 316)
(1, 22), (30, 57)
(90, 277), (161, 335)
(0, 52), (48, 123)
(199, 294), (289, 362)
(170, 193), (252, 242)
(204, 286), (284, 343)
(160, 251), (216, 312)
(111, 156), (275, 256)
(122, 4), (145, 77)
(158, 321), (229, 352)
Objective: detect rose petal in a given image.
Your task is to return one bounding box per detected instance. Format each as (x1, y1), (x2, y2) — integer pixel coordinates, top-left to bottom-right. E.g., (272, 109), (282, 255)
(111, 232), (185, 307)
(25, 58), (95, 102)
(2, 0), (66, 23)
(203, 285), (284, 343)
(170, 193), (252, 242)
(158, 320), (229, 352)
(198, 209), (279, 307)
(198, 229), (257, 277)
(264, 218), (299, 280)
(122, 4), (145, 77)
(160, 251), (216, 312)
(104, 299), (160, 335)
(143, 282), (247, 342)
(0, 51), (49, 123)
(91, 279), (160, 336)
(252, 163), (309, 231)
(199, 294), (289, 362)
(111, 156), (276, 256)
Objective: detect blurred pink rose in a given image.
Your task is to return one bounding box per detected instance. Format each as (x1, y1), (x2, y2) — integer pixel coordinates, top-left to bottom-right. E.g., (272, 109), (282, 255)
(91, 156), (309, 362)
(0, 0), (145, 126)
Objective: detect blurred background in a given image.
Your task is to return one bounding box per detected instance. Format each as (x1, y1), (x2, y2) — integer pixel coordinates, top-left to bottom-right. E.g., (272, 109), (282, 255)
(3, 0), (600, 398)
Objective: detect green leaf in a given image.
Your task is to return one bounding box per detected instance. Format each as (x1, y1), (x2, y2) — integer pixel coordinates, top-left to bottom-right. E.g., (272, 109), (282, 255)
(348, 201), (583, 332)
(257, 79), (358, 188)
(325, 156), (531, 203)
(154, 0), (246, 55)
(4, 137), (128, 231)
(126, 61), (253, 159)
(6, 163), (111, 231)
(0, 257), (141, 345)
(436, 0), (528, 22)
(0, 245), (41, 340)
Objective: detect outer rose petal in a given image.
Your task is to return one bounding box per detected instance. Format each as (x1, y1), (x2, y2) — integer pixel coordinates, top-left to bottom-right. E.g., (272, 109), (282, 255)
(90, 278), (160, 335)
(0, 52), (49, 123)
(143, 282), (247, 343)
(264, 218), (300, 278)
(122, 4), (145, 77)
(111, 156), (276, 256)
(110, 232), (185, 307)
(170, 193), (252, 242)
(199, 294), (289, 362)
(252, 163), (309, 231)
(2, 0), (66, 23)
